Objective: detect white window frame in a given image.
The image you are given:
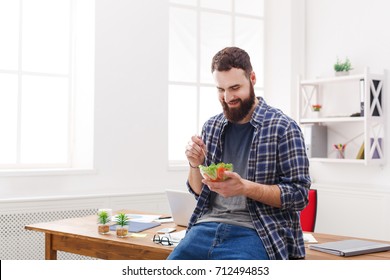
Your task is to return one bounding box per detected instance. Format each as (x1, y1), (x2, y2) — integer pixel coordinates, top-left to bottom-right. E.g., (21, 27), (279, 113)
(168, 0), (264, 169)
(0, 0), (95, 175)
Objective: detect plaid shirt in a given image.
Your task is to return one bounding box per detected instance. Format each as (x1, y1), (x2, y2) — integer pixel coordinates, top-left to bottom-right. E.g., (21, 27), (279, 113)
(187, 97), (311, 260)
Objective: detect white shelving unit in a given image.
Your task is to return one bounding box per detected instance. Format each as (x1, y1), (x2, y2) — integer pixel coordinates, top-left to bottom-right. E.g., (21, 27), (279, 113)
(298, 68), (386, 165)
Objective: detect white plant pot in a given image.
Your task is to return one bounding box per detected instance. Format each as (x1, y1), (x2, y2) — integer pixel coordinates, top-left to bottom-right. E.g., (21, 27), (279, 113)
(335, 71), (349, 76)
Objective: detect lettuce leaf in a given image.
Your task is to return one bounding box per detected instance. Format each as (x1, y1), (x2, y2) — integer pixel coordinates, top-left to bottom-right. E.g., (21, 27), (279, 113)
(199, 162), (233, 181)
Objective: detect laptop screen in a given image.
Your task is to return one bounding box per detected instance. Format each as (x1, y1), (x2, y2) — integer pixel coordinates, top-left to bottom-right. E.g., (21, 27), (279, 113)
(166, 189), (197, 227)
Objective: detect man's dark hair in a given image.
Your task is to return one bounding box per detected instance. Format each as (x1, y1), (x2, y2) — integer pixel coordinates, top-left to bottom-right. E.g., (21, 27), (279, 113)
(211, 47), (253, 78)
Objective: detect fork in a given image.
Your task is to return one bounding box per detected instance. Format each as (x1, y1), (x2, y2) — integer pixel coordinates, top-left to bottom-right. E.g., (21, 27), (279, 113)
(202, 148), (208, 166)
(197, 135), (208, 166)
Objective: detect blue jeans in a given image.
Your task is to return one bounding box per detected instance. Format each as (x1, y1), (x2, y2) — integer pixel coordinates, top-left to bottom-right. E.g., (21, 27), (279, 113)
(167, 222), (269, 260)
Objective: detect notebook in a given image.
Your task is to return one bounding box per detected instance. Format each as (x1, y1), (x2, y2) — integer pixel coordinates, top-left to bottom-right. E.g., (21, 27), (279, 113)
(166, 189), (197, 226)
(309, 239), (390, 257)
(109, 221), (160, 233)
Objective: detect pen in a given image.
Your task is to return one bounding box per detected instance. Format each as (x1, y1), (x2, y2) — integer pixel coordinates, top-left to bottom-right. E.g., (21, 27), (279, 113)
(158, 216), (172, 220)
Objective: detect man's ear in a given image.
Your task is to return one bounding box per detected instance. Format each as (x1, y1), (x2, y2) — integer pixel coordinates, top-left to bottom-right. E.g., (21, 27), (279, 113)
(250, 71), (256, 85)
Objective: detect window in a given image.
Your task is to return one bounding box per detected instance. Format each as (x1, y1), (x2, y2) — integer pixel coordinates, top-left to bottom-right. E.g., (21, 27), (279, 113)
(168, 0), (264, 165)
(0, 0), (94, 172)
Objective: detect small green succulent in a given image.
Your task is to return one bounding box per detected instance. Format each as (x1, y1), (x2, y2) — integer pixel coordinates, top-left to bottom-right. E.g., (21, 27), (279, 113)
(116, 213), (129, 227)
(98, 211), (110, 224)
(334, 57), (353, 72)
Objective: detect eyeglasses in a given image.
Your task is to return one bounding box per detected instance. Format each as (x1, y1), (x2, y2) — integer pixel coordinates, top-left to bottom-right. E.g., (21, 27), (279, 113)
(153, 234), (173, 246)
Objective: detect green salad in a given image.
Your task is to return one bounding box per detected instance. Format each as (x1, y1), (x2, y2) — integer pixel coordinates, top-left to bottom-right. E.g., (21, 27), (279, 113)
(199, 162), (233, 182)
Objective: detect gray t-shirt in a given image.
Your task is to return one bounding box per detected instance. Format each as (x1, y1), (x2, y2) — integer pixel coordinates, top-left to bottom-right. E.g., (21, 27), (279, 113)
(197, 122), (255, 229)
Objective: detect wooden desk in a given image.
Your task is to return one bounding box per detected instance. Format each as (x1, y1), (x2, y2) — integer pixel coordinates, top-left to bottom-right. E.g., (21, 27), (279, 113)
(25, 211), (390, 260)
(304, 232), (390, 260)
(25, 210), (181, 260)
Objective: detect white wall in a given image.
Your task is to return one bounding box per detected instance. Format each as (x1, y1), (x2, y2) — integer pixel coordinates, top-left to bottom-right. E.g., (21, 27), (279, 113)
(304, 0), (390, 241)
(264, 0), (305, 117)
(2, 0), (389, 241)
(305, 0), (390, 185)
(265, 0), (390, 241)
(0, 0), (188, 200)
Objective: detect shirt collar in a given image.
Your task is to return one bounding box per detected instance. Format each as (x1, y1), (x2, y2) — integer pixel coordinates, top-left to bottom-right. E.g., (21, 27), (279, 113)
(249, 96), (267, 127)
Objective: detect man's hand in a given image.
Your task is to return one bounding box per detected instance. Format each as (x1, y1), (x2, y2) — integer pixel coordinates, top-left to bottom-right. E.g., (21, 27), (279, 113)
(185, 135), (207, 168)
(202, 171), (281, 208)
(202, 171), (246, 197)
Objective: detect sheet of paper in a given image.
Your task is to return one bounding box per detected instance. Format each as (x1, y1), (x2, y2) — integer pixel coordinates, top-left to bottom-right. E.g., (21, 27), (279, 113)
(303, 233), (318, 243)
(130, 233), (147, 238)
(153, 230), (187, 247)
(164, 229), (186, 243)
(113, 214), (161, 223)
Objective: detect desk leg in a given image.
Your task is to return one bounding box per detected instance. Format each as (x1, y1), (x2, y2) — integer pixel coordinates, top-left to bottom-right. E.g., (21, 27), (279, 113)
(45, 233), (57, 260)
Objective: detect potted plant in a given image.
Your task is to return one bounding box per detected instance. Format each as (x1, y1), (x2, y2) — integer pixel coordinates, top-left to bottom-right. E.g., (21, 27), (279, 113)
(115, 212), (129, 238)
(334, 57), (353, 76)
(97, 210), (110, 234)
(312, 104), (322, 112)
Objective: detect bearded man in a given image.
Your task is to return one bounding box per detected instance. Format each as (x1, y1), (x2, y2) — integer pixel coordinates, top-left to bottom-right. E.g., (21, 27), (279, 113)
(168, 47), (311, 260)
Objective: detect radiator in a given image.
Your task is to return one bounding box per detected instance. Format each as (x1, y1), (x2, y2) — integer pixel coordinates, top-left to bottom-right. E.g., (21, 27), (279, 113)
(0, 208), (98, 260)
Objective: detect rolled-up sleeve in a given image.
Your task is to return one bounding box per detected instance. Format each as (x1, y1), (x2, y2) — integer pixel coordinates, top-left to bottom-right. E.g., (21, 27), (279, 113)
(277, 122), (311, 211)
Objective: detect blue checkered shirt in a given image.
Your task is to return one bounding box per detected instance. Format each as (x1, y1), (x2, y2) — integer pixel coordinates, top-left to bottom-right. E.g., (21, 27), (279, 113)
(187, 97), (311, 260)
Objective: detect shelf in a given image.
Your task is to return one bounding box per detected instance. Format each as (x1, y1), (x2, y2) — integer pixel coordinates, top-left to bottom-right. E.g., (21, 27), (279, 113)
(309, 158), (366, 164)
(298, 68), (386, 165)
(300, 74), (365, 85)
(300, 117), (364, 124)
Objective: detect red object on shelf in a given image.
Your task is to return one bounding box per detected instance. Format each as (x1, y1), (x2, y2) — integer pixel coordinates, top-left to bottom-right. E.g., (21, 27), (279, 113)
(312, 104), (322, 111)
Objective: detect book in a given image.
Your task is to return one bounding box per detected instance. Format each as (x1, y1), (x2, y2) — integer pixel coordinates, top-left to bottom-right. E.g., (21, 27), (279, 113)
(109, 221), (160, 233)
(309, 239), (390, 257)
(360, 78), (365, 116)
(356, 142), (364, 159)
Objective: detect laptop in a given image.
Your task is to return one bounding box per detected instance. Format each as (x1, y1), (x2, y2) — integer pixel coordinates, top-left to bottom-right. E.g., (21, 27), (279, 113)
(166, 189), (197, 226)
(309, 239), (390, 257)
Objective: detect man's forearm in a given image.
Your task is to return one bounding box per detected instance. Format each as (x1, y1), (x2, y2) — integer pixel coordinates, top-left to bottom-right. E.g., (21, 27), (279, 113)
(243, 180), (281, 208)
(188, 168), (204, 195)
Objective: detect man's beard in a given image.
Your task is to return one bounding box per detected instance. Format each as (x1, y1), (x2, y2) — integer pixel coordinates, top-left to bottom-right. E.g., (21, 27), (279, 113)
(221, 82), (256, 123)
